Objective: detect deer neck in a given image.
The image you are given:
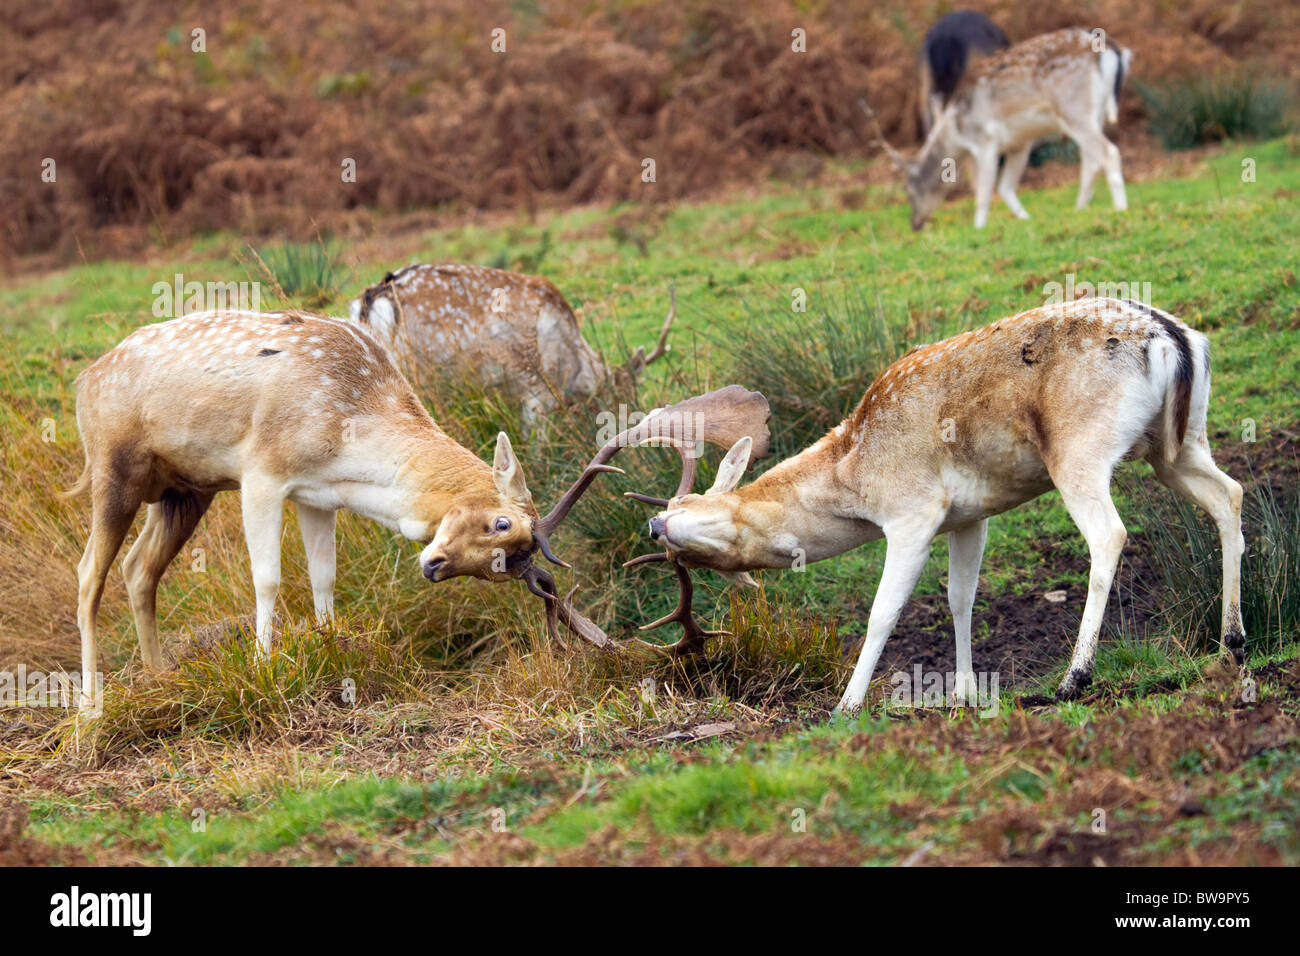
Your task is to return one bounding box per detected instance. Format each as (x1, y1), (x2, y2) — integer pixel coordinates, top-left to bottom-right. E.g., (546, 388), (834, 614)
(718, 430), (884, 570)
(320, 411), (499, 541)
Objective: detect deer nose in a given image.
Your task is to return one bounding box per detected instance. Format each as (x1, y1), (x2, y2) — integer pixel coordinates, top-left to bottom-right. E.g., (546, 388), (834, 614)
(648, 516), (667, 540)
(422, 557), (447, 581)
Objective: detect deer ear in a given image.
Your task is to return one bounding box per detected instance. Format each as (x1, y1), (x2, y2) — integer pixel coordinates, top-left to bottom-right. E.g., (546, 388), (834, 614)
(493, 432), (532, 504)
(706, 436), (752, 495)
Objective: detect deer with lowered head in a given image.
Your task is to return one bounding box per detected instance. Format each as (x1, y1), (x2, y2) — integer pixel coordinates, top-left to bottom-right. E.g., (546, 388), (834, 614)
(870, 28), (1131, 230)
(348, 264), (675, 430)
(68, 305), (768, 711)
(631, 298), (1245, 715)
(66, 308), (634, 710)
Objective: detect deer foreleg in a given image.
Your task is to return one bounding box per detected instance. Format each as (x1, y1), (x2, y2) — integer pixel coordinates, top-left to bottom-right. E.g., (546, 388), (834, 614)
(1054, 475), (1127, 699)
(947, 519), (988, 706)
(972, 144), (1000, 228)
(836, 511), (942, 715)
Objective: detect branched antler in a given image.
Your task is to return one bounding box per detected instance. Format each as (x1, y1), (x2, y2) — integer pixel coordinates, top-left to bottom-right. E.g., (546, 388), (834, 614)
(621, 552), (725, 657)
(623, 285), (676, 381)
(521, 562), (617, 651)
(524, 385), (771, 652)
(617, 388), (772, 656)
(859, 98), (909, 174)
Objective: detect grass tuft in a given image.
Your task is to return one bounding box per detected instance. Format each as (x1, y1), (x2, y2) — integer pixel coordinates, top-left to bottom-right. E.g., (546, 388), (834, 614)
(1137, 70), (1292, 149)
(74, 616), (427, 765)
(714, 287), (936, 458)
(246, 240), (347, 309)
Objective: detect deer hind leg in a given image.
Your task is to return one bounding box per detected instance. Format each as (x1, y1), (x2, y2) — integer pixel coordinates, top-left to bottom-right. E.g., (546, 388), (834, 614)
(240, 475), (284, 655)
(1052, 463), (1128, 699)
(1069, 124), (1127, 212)
(948, 519), (988, 706)
(296, 502), (337, 625)
(836, 508), (944, 715)
(996, 145), (1033, 220)
(77, 473), (144, 711)
(122, 491), (213, 670)
(1149, 439), (1246, 663)
(1074, 137), (1102, 210)
(1099, 135), (1127, 211)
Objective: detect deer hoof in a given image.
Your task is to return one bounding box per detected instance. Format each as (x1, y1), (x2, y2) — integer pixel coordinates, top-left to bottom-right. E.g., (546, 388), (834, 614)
(1055, 669), (1093, 701)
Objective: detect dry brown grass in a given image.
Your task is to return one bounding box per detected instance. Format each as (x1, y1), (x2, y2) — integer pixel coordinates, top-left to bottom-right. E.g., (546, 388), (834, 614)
(4, 0), (1298, 263)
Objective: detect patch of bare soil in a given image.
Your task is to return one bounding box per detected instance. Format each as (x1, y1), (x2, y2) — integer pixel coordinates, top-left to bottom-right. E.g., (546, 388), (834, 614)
(0, 801), (88, 865)
(435, 657), (1299, 866)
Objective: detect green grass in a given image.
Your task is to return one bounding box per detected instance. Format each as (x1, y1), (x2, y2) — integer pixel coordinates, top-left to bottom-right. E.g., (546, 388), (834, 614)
(27, 644), (1300, 864)
(1137, 71), (1293, 150)
(4, 138), (1299, 865)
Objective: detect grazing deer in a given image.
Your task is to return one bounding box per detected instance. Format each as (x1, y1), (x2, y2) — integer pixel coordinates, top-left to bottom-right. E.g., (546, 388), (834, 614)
(919, 10), (1010, 135)
(67, 308), (634, 710)
(871, 28), (1131, 230)
(634, 298), (1245, 714)
(348, 264), (674, 429)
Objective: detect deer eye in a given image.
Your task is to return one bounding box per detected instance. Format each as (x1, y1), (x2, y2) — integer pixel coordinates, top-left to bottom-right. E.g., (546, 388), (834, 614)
(493, 517), (512, 533)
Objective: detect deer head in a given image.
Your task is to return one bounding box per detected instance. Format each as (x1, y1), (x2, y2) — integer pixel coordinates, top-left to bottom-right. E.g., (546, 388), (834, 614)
(614, 388), (773, 655)
(418, 432), (542, 583)
(860, 99), (952, 231)
(643, 436), (764, 572)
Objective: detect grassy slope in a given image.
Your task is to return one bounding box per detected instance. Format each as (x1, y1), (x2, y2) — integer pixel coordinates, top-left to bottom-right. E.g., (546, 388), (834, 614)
(3, 140), (1298, 864)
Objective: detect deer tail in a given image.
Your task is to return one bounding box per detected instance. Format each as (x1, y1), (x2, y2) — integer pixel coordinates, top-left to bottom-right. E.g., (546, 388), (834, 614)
(61, 459), (91, 500)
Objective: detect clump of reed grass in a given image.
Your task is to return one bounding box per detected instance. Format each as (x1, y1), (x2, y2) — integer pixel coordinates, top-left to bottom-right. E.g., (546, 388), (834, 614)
(1137, 70), (1292, 149)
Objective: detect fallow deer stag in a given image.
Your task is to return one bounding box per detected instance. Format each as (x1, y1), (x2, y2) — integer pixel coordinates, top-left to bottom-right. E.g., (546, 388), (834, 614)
(632, 298), (1245, 714)
(349, 264), (675, 429)
(870, 28), (1131, 230)
(67, 308), (625, 711)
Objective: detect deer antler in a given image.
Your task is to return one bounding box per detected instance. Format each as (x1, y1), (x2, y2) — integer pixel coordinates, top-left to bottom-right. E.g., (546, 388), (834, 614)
(859, 98), (909, 174)
(621, 552), (725, 657)
(526, 385), (772, 651)
(520, 562), (618, 651)
(532, 384), (772, 565)
(623, 285), (676, 381)
(618, 390), (772, 655)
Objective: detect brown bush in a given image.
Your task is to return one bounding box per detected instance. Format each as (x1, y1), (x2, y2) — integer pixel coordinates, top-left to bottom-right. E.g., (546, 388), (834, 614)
(2, 0), (1296, 261)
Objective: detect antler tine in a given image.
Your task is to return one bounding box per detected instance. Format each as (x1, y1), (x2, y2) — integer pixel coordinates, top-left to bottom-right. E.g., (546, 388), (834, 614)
(622, 551), (670, 568)
(535, 385), (771, 568)
(858, 98), (909, 173)
(534, 455), (626, 567)
(621, 443), (695, 508)
(624, 491), (669, 507)
(624, 285), (677, 380)
(641, 284), (676, 368)
(637, 559), (725, 657)
(521, 563), (618, 651)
